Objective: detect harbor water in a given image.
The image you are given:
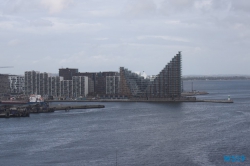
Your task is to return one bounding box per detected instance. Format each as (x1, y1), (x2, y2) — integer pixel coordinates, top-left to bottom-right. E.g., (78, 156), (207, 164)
(0, 80), (250, 165)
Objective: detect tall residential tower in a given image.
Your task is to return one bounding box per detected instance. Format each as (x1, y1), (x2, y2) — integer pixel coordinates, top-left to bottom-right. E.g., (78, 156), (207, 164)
(119, 52), (182, 98)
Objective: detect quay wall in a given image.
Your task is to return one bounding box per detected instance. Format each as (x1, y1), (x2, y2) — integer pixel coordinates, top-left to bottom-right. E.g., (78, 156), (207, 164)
(45, 97), (234, 103)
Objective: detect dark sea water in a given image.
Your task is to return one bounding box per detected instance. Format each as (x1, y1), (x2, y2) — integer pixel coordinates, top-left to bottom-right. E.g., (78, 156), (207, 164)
(1, 80), (250, 166)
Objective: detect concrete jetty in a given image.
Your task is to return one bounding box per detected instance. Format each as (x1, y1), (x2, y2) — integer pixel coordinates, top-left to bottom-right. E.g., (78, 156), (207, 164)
(29, 104), (105, 113)
(46, 98), (233, 103)
(50, 105), (105, 111)
(0, 104), (105, 118)
(196, 100), (234, 103)
(182, 91), (209, 96)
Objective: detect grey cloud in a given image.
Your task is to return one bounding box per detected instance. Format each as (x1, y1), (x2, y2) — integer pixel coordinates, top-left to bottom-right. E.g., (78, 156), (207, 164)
(159, 0), (231, 15)
(159, 0), (196, 14)
(40, 0), (73, 14)
(210, 0), (230, 9)
(0, 0), (250, 75)
(8, 39), (20, 46)
(168, 0), (196, 8)
(122, 0), (157, 18)
(231, 0), (250, 12)
(0, 0), (41, 14)
(30, 19), (53, 27)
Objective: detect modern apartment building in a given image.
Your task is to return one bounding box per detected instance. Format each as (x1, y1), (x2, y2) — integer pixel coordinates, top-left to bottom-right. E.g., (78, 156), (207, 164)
(95, 72), (118, 96)
(60, 80), (73, 99)
(119, 52), (182, 98)
(146, 52), (182, 98)
(0, 74), (10, 96)
(8, 75), (25, 94)
(72, 76), (88, 97)
(119, 67), (150, 97)
(24, 71), (39, 95)
(25, 71), (50, 96)
(74, 71), (118, 96)
(59, 68), (78, 80)
(38, 72), (49, 96)
(25, 70), (92, 99)
(48, 76), (63, 97)
(23, 52), (181, 99)
(106, 76), (120, 95)
(74, 72), (96, 95)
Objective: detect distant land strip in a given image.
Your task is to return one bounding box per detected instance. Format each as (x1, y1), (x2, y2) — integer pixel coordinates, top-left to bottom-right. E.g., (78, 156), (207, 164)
(182, 76), (250, 81)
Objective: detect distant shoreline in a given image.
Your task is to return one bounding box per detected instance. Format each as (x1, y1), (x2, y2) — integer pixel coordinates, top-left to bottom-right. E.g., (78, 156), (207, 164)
(46, 99), (233, 103)
(182, 77), (250, 81)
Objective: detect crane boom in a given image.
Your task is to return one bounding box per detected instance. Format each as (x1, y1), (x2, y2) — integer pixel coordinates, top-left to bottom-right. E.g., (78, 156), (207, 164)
(0, 66), (13, 68)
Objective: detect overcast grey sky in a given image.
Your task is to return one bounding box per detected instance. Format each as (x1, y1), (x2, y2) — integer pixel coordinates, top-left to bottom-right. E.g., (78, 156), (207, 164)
(0, 0), (249, 76)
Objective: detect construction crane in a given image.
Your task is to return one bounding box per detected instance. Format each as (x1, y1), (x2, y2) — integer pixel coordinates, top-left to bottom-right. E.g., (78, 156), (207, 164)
(0, 66), (13, 68)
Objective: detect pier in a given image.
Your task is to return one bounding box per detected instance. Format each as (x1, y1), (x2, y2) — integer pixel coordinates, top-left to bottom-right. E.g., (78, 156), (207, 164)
(50, 105), (105, 111)
(181, 91), (209, 96)
(0, 97), (233, 118)
(46, 98), (233, 103)
(196, 99), (234, 103)
(0, 107), (30, 118)
(0, 104), (105, 118)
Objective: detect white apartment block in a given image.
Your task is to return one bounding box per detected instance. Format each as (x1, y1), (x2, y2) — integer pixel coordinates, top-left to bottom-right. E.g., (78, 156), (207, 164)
(25, 71), (39, 95)
(48, 76), (64, 97)
(72, 76), (89, 97)
(60, 80), (73, 99)
(106, 76), (120, 95)
(9, 75), (25, 94)
(25, 71), (50, 96)
(38, 72), (49, 96)
(25, 71), (91, 99)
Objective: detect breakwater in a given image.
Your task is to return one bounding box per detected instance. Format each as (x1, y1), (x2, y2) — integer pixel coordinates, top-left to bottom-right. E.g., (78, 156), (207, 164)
(50, 105), (105, 111)
(182, 91), (209, 96)
(46, 98), (233, 103)
(0, 104), (105, 118)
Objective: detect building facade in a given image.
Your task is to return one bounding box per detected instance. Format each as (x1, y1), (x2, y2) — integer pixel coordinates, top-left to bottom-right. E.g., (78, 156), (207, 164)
(9, 75), (25, 94)
(48, 76), (63, 97)
(60, 80), (73, 99)
(146, 52), (182, 98)
(0, 74), (10, 97)
(25, 71), (39, 95)
(74, 71), (118, 96)
(95, 72), (118, 96)
(119, 67), (150, 97)
(119, 52), (182, 98)
(38, 72), (49, 96)
(106, 76), (120, 95)
(25, 71), (91, 99)
(25, 71), (50, 96)
(72, 76), (88, 98)
(74, 72), (96, 95)
(59, 68), (78, 80)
